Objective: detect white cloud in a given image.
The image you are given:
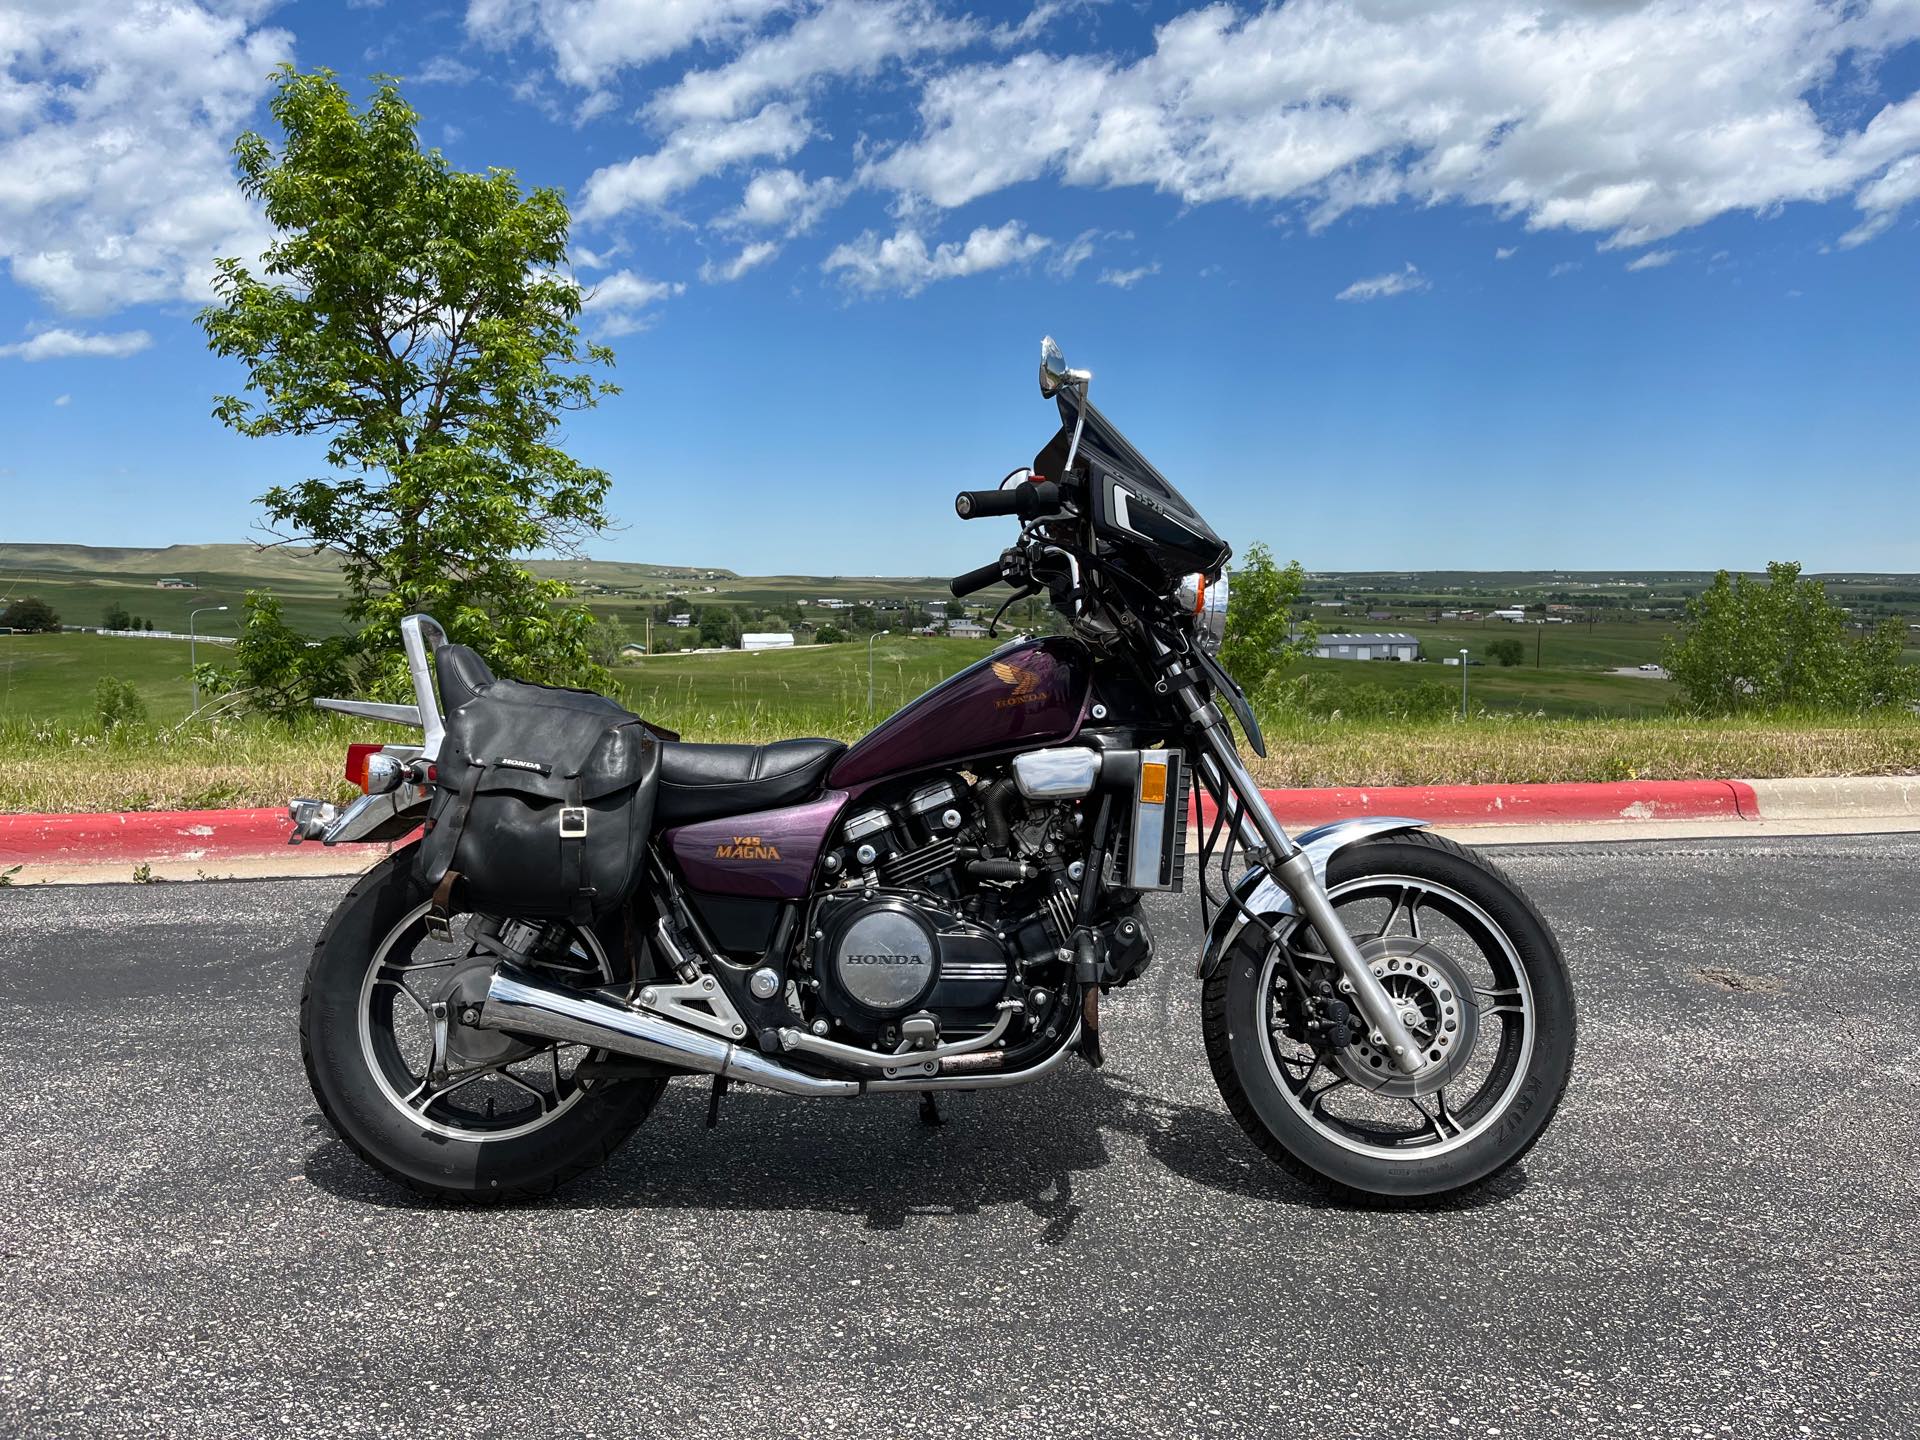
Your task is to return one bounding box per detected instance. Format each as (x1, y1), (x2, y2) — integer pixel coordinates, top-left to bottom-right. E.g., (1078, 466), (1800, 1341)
(867, 1), (1920, 252)
(1049, 227), (1098, 278)
(1495, 246), (1517, 260)
(415, 55), (477, 85)
(1626, 249), (1677, 271)
(1335, 263), (1426, 303)
(823, 219), (1049, 295)
(52, 393), (70, 406)
(580, 103), (812, 220)
(1098, 261), (1159, 290)
(1549, 260), (1581, 277)
(700, 240), (780, 282)
(0, 327), (152, 360)
(0, 2), (292, 316)
(724, 168), (846, 232)
(466, 0), (788, 89)
(652, 0), (974, 124)
(581, 269), (686, 334)
(1840, 153), (1920, 247)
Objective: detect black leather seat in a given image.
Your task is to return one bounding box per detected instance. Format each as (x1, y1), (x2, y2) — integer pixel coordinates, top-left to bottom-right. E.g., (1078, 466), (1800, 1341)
(654, 738), (847, 826)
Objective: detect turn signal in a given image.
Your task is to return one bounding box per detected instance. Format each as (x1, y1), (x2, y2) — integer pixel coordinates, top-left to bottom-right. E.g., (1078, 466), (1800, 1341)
(344, 743), (381, 793)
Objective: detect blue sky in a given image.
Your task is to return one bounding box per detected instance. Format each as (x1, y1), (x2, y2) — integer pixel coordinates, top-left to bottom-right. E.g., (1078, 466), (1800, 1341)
(2, 0), (1918, 578)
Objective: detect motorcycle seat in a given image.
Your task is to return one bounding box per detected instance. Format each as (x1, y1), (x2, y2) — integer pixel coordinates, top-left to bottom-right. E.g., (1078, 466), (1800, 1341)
(655, 738), (848, 826)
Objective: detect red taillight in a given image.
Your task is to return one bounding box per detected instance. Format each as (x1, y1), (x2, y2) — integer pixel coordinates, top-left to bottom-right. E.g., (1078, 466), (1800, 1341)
(345, 743), (381, 793)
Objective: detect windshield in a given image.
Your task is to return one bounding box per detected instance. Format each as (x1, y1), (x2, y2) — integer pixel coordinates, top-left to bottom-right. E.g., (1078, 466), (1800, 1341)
(1049, 388), (1228, 569)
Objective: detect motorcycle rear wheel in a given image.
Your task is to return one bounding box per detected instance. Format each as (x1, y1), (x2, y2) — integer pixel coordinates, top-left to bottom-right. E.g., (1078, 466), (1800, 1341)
(300, 846), (666, 1203)
(1202, 830), (1575, 1204)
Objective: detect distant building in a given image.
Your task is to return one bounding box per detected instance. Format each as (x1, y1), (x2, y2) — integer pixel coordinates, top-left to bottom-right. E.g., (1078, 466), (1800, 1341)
(1366, 610), (1391, 621)
(1492, 607), (1528, 622)
(742, 632), (795, 651)
(666, 614), (692, 628)
(619, 643), (648, 657)
(946, 620), (989, 639)
(155, 578), (194, 589)
(1313, 632), (1421, 662)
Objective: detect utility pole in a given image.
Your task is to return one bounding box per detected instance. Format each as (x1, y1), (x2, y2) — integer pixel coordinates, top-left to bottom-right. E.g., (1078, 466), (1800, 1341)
(1536, 621), (1543, 668)
(1459, 649), (1470, 717)
(868, 630), (890, 713)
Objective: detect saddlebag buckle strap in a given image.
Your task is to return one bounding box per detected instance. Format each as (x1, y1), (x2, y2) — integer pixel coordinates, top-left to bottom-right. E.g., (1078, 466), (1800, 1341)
(558, 806), (589, 838)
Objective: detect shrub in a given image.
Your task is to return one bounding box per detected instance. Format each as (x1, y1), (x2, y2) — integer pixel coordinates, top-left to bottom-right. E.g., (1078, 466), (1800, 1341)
(1, 597), (60, 632)
(94, 678), (148, 732)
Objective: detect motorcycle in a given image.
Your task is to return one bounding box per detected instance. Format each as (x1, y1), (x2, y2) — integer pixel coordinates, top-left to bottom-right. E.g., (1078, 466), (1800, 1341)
(290, 337), (1575, 1203)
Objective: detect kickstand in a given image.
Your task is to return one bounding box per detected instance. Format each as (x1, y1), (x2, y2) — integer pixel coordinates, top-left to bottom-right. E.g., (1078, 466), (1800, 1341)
(705, 1075), (729, 1129)
(918, 1093), (945, 1128)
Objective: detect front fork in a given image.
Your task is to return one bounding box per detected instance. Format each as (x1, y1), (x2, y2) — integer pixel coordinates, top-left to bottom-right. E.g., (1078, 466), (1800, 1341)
(1169, 656), (1426, 1076)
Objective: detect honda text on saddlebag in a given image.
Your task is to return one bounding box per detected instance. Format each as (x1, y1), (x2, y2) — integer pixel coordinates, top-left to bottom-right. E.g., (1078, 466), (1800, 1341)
(291, 337), (1576, 1203)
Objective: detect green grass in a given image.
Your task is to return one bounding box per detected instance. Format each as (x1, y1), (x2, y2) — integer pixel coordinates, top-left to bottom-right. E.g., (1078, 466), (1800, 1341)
(0, 634), (205, 725)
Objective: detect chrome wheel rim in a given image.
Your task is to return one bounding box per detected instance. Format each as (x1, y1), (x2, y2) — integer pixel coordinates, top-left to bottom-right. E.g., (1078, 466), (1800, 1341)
(1255, 874), (1536, 1161)
(356, 904), (610, 1143)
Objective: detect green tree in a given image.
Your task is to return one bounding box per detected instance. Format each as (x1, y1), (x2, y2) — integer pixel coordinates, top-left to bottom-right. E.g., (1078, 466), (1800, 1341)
(697, 608), (738, 649)
(198, 66), (619, 705)
(1666, 561), (1919, 715)
(815, 625), (849, 644)
(103, 602), (133, 630)
(586, 613), (630, 668)
(1219, 543), (1312, 692)
(205, 592), (358, 719)
(1485, 637), (1525, 667)
(0, 597), (59, 632)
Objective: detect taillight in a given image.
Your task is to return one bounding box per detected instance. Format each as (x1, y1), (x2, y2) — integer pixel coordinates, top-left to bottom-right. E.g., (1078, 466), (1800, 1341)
(344, 743), (381, 793)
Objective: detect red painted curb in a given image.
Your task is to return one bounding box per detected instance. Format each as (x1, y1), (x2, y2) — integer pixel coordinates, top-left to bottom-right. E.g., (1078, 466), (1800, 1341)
(0, 809), (295, 867)
(1199, 779), (1760, 829)
(0, 778), (1767, 868)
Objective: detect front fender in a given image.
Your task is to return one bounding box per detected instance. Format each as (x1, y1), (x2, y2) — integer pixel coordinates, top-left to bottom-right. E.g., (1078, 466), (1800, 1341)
(1193, 816), (1429, 979)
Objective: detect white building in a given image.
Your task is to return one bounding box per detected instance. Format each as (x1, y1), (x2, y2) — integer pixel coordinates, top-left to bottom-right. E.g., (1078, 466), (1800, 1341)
(1492, 608), (1528, 622)
(742, 632), (795, 651)
(947, 620), (989, 639)
(1312, 632), (1421, 662)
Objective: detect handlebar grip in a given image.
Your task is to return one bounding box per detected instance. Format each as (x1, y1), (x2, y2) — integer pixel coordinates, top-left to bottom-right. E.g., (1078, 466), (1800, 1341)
(954, 480), (1061, 520)
(949, 558), (1006, 598)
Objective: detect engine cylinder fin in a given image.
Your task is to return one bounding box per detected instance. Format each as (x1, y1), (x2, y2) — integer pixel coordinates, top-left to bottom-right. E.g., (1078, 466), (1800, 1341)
(880, 837), (960, 886)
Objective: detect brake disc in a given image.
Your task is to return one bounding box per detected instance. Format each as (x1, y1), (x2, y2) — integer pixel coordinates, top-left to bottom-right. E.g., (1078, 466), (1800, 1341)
(1333, 936), (1480, 1098)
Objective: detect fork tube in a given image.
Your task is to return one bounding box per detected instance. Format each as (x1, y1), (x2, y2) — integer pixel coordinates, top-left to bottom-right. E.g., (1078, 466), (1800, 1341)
(1162, 645), (1426, 1075)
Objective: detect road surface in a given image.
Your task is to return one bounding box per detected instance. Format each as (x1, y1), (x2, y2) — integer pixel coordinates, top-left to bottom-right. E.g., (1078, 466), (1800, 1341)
(2, 834), (1915, 1438)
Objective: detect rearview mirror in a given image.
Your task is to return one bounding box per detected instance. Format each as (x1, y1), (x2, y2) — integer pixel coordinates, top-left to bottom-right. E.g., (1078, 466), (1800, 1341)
(1039, 335), (1090, 397)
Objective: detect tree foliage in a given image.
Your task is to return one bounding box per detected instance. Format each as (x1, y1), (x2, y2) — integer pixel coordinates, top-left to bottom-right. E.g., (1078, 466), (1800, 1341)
(198, 66), (619, 706)
(1, 597), (59, 632)
(1665, 561), (1919, 715)
(1219, 543), (1313, 692)
(1485, 637), (1525, 667)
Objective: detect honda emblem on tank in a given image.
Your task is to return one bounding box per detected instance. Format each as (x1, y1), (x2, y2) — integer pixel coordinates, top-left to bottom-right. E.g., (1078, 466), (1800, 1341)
(714, 834), (782, 860)
(990, 660), (1049, 709)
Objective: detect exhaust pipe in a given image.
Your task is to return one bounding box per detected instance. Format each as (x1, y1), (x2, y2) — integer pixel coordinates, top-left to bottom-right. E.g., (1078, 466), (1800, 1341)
(478, 961), (859, 1098)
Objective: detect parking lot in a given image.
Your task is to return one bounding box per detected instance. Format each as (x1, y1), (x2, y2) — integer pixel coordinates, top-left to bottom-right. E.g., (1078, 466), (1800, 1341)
(2, 833), (1916, 1438)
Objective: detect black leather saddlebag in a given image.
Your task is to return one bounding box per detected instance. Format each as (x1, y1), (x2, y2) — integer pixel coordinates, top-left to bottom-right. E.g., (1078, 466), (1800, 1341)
(416, 664), (659, 923)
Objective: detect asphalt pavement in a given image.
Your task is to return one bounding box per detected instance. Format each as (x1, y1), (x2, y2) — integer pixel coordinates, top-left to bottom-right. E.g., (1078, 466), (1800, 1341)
(1, 834), (1916, 1439)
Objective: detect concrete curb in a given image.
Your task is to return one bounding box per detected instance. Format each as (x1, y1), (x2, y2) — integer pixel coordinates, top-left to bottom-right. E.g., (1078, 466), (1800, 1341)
(5, 775), (1919, 882)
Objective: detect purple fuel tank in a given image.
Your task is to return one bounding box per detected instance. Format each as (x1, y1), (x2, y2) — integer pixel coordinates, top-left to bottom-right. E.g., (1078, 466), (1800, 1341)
(829, 637), (1092, 790)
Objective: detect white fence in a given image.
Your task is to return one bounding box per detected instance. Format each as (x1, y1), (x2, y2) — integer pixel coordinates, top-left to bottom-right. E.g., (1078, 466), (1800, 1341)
(60, 627), (237, 645)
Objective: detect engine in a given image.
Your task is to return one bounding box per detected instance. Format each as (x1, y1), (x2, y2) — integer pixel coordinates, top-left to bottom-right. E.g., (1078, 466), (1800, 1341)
(794, 766), (1151, 1050)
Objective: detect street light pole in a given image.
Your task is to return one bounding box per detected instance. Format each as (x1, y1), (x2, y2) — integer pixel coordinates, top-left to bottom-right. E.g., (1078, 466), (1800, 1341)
(1459, 648), (1470, 718)
(867, 630), (890, 713)
(189, 605), (229, 714)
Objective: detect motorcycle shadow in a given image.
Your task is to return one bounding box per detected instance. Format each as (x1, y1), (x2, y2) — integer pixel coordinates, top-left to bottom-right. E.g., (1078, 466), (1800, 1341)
(302, 1067), (1528, 1231)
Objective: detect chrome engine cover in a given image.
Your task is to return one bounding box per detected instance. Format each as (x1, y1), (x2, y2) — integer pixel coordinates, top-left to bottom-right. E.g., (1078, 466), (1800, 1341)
(831, 900), (938, 1013)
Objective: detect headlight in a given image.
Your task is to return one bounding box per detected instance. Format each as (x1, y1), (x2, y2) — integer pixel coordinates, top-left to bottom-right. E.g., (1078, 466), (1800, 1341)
(1177, 571), (1229, 652)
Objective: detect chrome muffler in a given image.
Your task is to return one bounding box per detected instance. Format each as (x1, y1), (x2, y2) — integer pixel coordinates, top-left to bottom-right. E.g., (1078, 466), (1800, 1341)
(478, 961), (859, 1098)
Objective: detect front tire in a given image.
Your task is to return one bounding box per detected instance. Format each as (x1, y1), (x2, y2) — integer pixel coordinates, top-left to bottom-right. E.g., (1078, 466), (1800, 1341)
(1202, 831), (1575, 1203)
(300, 846), (666, 1202)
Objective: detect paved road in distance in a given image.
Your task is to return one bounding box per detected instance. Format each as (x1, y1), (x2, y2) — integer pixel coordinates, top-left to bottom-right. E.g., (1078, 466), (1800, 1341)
(2, 834), (1915, 1438)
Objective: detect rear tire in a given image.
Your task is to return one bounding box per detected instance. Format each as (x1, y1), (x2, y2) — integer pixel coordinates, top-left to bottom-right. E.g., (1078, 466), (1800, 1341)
(300, 846), (666, 1203)
(1202, 831), (1575, 1204)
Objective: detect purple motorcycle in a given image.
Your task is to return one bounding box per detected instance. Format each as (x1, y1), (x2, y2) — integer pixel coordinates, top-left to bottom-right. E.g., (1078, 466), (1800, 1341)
(292, 337), (1575, 1203)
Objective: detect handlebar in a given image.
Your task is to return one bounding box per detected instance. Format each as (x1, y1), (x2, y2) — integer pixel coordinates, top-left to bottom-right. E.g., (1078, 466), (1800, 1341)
(949, 558), (1006, 598)
(954, 479), (1061, 521)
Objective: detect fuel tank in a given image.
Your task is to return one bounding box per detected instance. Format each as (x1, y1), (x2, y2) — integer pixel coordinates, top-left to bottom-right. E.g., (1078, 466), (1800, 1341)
(829, 637), (1092, 790)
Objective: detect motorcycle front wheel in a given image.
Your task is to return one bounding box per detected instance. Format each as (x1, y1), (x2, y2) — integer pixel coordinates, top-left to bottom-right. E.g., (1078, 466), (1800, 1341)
(1202, 831), (1575, 1203)
(300, 846), (665, 1202)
